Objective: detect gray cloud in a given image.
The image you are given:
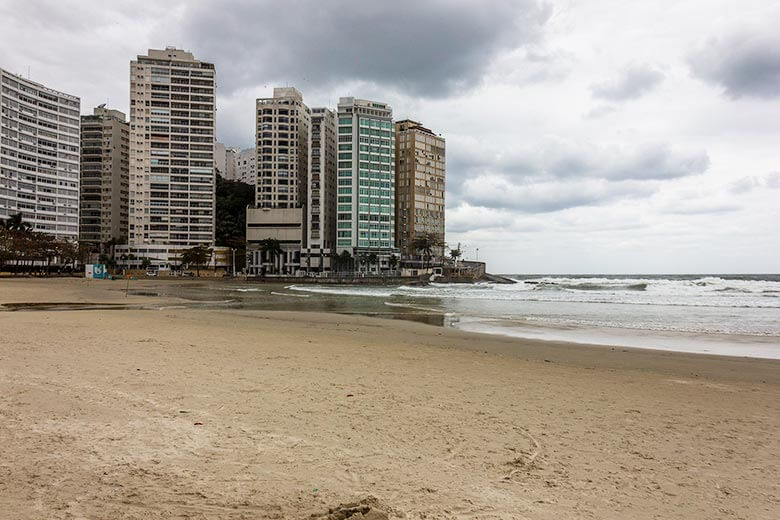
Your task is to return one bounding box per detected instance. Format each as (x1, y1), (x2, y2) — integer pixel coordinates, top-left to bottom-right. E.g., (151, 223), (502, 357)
(601, 145), (710, 181)
(689, 29), (780, 99)
(591, 65), (664, 101)
(448, 140), (708, 190)
(445, 141), (709, 213)
(728, 172), (780, 194)
(584, 104), (618, 119)
(445, 205), (517, 233)
(179, 0), (553, 97)
(461, 176), (656, 213)
(662, 202), (741, 216)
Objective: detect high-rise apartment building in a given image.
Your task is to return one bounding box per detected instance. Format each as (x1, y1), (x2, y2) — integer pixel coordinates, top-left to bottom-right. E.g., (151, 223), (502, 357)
(255, 87), (309, 209)
(79, 105), (129, 249)
(0, 68), (80, 239)
(224, 146), (239, 180)
(128, 47), (216, 247)
(214, 142), (227, 176)
(335, 97), (396, 270)
(246, 87), (311, 275)
(300, 107), (337, 272)
(395, 120), (445, 259)
(236, 147), (256, 185)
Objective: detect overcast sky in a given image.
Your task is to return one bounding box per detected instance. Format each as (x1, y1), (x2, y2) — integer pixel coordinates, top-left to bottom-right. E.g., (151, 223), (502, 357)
(2, 0), (778, 273)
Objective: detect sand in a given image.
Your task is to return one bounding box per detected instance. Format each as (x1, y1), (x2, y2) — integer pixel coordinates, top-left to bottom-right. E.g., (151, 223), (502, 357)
(1, 278), (779, 519)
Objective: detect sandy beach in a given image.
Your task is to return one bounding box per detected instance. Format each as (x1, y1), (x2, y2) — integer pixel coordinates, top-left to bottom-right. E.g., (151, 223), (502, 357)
(1, 278), (779, 519)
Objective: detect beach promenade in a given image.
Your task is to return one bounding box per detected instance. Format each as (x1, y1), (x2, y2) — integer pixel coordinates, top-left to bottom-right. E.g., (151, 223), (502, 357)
(1, 278), (779, 519)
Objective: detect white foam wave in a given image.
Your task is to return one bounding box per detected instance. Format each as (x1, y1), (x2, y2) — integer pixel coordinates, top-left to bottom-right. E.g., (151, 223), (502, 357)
(270, 291), (311, 298)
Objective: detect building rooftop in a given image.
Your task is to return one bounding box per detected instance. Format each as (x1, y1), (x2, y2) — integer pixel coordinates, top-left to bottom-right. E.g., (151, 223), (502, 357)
(0, 67), (80, 101)
(395, 119), (442, 138)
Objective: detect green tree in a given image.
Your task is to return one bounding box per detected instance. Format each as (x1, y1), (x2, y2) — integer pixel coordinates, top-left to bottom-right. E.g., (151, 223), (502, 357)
(367, 253), (378, 273)
(358, 253), (370, 273)
(388, 254), (399, 272)
(412, 233), (443, 269)
(181, 244), (213, 276)
(0, 227), (13, 269)
(336, 250), (353, 273)
(449, 247), (462, 264)
(141, 257), (152, 270)
(215, 174), (254, 272)
(1, 212), (32, 232)
(259, 239), (283, 275)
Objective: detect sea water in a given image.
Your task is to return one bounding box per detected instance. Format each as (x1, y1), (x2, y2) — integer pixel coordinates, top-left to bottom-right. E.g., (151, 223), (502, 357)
(286, 275), (780, 359)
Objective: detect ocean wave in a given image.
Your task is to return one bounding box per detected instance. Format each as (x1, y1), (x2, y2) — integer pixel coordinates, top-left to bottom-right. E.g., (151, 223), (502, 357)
(288, 285), (396, 298)
(713, 287), (754, 293)
(270, 291), (311, 298)
(531, 282), (647, 291)
(384, 302), (444, 313)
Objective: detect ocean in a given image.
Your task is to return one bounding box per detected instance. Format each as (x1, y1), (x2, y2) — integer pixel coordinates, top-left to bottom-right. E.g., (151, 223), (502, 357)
(135, 274), (780, 359)
(284, 274), (780, 359)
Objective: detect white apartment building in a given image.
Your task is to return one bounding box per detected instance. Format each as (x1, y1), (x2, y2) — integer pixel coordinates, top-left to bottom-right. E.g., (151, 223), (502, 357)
(128, 47), (216, 248)
(246, 87), (310, 275)
(0, 68), (80, 239)
(335, 97), (397, 272)
(300, 107), (337, 272)
(214, 142), (227, 176)
(236, 147), (256, 185)
(224, 146), (239, 180)
(79, 105), (129, 249)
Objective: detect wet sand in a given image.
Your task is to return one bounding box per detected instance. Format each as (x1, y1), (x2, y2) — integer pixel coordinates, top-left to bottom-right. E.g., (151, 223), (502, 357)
(1, 278), (779, 518)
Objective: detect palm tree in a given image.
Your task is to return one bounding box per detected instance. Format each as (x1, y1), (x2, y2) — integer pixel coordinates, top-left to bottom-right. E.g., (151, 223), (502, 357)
(338, 250), (353, 274)
(102, 237), (119, 271)
(358, 253), (370, 273)
(412, 233), (443, 269)
(259, 239), (284, 275)
(1, 212), (32, 232)
(367, 253), (378, 274)
(388, 254), (399, 273)
(181, 244), (213, 276)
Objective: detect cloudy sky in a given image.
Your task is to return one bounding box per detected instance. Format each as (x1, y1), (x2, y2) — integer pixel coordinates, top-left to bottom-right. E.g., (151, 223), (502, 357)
(2, 0), (778, 273)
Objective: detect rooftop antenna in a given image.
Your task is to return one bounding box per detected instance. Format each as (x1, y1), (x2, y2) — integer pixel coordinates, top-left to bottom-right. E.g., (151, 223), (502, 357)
(27, 66), (30, 79)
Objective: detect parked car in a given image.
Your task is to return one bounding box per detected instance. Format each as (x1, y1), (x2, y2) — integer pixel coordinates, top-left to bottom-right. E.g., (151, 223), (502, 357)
(182, 271), (195, 277)
(145, 269), (158, 277)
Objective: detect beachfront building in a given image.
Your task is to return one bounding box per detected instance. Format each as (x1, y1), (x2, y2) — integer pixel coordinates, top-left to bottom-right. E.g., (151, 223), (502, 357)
(0, 67), (80, 239)
(79, 105), (130, 251)
(216, 144), (240, 181)
(335, 97), (397, 272)
(394, 119), (445, 260)
(236, 147), (256, 185)
(246, 87), (311, 275)
(127, 47), (216, 251)
(300, 107), (337, 273)
(214, 142), (226, 176)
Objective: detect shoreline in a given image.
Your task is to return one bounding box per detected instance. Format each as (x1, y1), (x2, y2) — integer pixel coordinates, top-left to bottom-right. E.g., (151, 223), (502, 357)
(2, 276), (778, 366)
(1, 277), (779, 518)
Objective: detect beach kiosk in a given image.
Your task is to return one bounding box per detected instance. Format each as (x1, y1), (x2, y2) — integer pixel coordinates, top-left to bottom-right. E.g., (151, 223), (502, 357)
(85, 264), (107, 280)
